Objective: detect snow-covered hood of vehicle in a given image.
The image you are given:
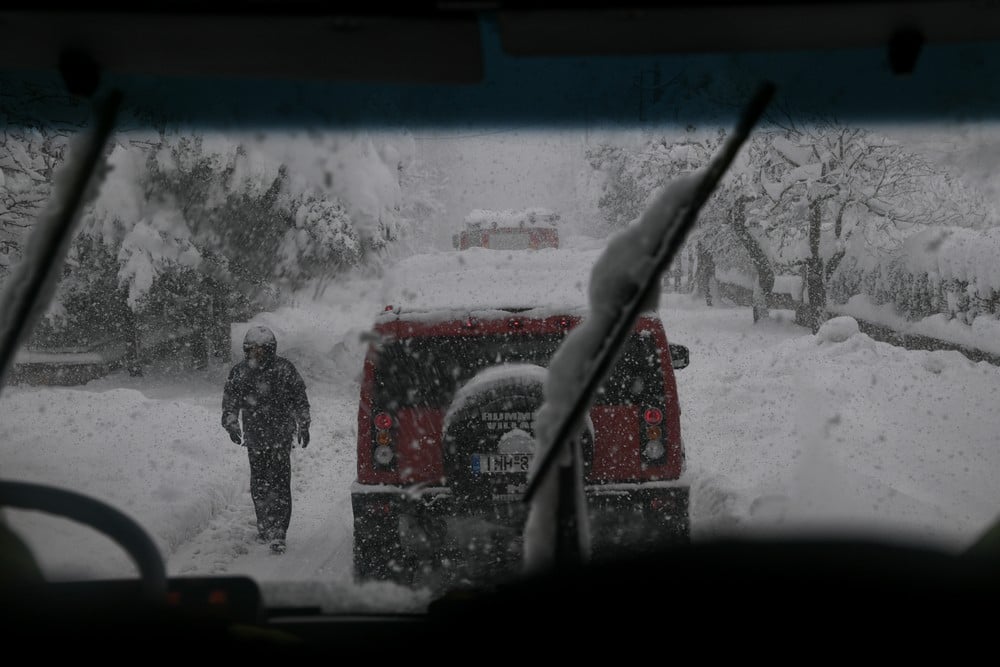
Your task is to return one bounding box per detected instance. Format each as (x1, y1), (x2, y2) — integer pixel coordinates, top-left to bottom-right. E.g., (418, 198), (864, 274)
(378, 246), (602, 320)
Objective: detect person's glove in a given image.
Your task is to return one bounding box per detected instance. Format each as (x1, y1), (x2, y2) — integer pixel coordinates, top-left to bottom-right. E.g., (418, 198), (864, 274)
(227, 428), (243, 445)
(298, 428), (310, 448)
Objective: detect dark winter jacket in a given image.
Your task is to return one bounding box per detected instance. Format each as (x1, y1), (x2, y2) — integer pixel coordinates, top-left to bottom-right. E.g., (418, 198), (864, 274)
(222, 356), (310, 447)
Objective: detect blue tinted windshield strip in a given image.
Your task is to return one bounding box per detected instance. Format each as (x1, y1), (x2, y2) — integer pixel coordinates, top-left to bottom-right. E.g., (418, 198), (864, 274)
(4, 17), (1000, 128)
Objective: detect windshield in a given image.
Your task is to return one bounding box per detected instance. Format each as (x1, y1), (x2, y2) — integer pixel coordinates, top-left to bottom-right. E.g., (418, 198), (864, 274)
(4, 15), (1000, 615)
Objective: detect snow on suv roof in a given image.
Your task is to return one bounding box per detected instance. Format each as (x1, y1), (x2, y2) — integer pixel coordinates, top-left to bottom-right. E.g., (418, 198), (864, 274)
(379, 245), (602, 321)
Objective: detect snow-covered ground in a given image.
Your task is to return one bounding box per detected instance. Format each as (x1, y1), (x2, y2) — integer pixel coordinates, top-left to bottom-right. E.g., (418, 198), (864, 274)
(4, 244), (1000, 614)
(667, 300), (1000, 548)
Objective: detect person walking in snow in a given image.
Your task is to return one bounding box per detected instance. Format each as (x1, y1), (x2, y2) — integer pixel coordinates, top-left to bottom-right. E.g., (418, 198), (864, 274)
(222, 326), (311, 554)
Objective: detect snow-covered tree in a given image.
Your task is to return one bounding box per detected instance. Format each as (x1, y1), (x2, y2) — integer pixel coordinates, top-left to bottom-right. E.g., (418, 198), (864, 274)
(0, 102), (451, 366)
(30, 130), (397, 365)
(276, 195), (361, 290)
(587, 130), (723, 231)
(29, 234), (133, 351)
(747, 118), (995, 329)
(0, 79), (87, 277)
(584, 116), (994, 329)
(586, 129), (761, 306)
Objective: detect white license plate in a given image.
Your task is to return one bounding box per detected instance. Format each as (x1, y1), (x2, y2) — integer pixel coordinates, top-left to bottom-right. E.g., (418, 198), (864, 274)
(473, 452), (532, 474)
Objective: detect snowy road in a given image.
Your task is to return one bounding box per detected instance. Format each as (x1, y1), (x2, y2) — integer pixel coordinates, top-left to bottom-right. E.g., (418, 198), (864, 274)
(5, 287), (1000, 611)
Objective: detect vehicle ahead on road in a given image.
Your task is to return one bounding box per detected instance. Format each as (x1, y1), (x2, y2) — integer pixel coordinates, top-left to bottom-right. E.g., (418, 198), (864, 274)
(452, 207), (561, 251)
(352, 247), (689, 588)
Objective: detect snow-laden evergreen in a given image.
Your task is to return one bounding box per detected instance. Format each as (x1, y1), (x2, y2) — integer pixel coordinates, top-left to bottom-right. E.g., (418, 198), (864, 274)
(2, 106), (446, 362)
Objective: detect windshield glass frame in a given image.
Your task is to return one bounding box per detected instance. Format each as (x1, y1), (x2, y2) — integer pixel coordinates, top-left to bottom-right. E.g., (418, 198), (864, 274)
(5, 7), (1000, 615)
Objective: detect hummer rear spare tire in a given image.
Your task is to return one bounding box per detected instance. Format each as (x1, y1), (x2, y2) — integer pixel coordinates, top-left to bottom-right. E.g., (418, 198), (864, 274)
(442, 364), (594, 515)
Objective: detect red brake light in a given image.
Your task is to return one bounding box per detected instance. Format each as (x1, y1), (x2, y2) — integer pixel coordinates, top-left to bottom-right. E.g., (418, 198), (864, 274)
(560, 317), (570, 328)
(374, 413), (393, 430)
(509, 318), (522, 329)
(384, 305), (393, 312)
(464, 317), (478, 328)
(644, 408), (663, 425)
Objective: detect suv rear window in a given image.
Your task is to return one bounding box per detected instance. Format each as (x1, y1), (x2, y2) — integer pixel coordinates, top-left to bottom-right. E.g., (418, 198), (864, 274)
(373, 330), (665, 410)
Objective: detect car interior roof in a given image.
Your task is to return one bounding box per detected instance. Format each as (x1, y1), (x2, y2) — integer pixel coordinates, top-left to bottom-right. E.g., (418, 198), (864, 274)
(3, 2), (1000, 125)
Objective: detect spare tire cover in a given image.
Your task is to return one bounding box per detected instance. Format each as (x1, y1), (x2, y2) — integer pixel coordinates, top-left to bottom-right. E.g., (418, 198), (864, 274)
(442, 364), (593, 514)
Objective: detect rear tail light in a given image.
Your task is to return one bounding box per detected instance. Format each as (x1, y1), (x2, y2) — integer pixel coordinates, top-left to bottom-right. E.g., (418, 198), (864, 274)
(641, 406), (666, 464)
(373, 412), (395, 470)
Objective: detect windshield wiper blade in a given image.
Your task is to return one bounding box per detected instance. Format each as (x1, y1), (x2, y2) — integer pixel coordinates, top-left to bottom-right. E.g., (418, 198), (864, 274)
(522, 82), (775, 505)
(0, 89), (122, 395)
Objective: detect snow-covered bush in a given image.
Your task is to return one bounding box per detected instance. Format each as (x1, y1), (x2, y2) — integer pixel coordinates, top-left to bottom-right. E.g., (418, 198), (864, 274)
(815, 315), (860, 343)
(829, 225), (1000, 324)
(30, 234), (133, 350)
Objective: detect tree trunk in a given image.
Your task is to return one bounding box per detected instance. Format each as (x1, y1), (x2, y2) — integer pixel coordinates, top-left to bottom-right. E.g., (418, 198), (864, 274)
(686, 248), (695, 293)
(825, 248), (846, 282)
(825, 201), (848, 281)
(697, 245), (715, 306)
(804, 198), (827, 333)
(127, 310), (143, 377)
(729, 195), (773, 322)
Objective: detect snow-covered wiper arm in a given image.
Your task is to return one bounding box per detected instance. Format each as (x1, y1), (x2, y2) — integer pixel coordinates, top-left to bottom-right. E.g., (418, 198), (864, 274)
(522, 83), (775, 569)
(0, 90), (122, 395)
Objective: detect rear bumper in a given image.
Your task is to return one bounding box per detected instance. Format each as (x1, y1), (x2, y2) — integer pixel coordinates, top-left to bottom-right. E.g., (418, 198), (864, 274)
(585, 483), (690, 558)
(351, 480), (689, 560)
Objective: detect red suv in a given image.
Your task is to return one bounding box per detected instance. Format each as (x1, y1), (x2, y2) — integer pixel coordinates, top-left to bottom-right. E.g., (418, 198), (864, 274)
(451, 207), (561, 250)
(352, 252), (689, 588)
(452, 225), (560, 250)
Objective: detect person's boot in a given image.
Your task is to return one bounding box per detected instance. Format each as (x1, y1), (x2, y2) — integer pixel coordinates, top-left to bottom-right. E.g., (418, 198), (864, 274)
(269, 538), (286, 554)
